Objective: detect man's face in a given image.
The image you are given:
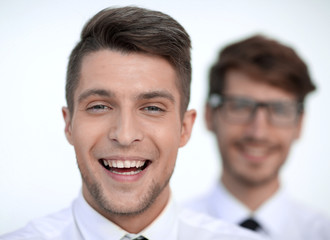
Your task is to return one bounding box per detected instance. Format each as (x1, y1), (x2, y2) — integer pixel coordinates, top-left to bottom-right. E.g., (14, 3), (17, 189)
(206, 70), (303, 187)
(63, 50), (195, 219)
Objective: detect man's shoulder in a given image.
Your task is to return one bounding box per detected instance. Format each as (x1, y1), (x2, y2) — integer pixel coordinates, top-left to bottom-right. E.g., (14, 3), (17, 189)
(177, 209), (264, 240)
(286, 198), (330, 235)
(0, 207), (75, 240)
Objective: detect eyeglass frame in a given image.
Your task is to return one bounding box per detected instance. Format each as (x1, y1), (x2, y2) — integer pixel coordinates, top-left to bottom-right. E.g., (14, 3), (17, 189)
(208, 93), (304, 127)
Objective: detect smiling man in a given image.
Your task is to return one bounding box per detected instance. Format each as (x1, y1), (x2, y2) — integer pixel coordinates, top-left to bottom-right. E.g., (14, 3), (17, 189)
(187, 35), (330, 239)
(0, 6), (263, 240)
(64, 51), (186, 233)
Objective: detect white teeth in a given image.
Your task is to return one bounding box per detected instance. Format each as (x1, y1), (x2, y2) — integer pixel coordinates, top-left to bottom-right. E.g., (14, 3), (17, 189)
(104, 160), (146, 168)
(124, 160), (131, 168)
(131, 161), (137, 167)
(244, 147), (267, 156)
(136, 161), (144, 168)
(117, 161), (124, 168)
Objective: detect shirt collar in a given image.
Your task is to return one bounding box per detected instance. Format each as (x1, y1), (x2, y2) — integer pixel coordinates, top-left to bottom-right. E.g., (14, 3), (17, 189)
(72, 191), (179, 240)
(216, 182), (292, 237)
(254, 187), (291, 237)
(212, 182), (251, 223)
(139, 194), (178, 239)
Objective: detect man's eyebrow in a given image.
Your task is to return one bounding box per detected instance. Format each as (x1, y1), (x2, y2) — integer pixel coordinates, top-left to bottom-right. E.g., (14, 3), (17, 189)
(137, 90), (175, 103)
(78, 89), (113, 103)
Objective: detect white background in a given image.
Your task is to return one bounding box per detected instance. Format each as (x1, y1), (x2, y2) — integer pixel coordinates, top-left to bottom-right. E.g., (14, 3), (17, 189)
(1, 0), (329, 234)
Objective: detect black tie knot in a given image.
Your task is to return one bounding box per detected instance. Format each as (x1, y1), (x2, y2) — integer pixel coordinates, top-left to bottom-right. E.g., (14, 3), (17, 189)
(133, 236), (148, 240)
(239, 218), (261, 231)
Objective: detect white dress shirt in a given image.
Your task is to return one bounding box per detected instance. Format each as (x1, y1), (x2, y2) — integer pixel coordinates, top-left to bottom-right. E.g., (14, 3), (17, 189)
(0, 191), (264, 240)
(186, 182), (330, 240)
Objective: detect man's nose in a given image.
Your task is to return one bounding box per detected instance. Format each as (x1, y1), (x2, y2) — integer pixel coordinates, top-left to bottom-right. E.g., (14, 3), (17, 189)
(245, 107), (271, 139)
(108, 110), (143, 146)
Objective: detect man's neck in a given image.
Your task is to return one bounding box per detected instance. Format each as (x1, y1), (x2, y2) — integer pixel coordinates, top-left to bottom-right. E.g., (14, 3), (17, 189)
(221, 175), (280, 211)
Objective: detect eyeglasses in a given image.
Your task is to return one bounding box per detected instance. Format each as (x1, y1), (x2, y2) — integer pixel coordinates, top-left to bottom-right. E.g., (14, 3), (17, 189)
(208, 94), (303, 127)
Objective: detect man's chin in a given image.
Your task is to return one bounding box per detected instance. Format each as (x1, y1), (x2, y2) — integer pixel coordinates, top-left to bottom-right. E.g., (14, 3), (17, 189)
(96, 195), (155, 217)
(236, 172), (278, 187)
(86, 181), (166, 218)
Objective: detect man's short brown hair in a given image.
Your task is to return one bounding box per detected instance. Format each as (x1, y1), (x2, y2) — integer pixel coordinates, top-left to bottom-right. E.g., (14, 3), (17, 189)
(66, 6), (191, 115)
(208, 35), (316, 102)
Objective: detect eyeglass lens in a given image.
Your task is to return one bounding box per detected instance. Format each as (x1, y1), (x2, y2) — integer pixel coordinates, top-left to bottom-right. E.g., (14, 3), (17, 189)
(220, 97), (300, 126)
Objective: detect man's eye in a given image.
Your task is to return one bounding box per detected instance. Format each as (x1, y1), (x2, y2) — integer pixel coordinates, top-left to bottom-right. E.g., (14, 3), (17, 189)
(271, 104), (293, 116)
(143, 106), (164, 112)
(87, 105), (110, 112)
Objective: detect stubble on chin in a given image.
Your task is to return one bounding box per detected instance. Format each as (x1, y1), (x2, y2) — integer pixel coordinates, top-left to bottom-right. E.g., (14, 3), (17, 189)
(80, 169), (173, 218)
(232, 167), (280, 188)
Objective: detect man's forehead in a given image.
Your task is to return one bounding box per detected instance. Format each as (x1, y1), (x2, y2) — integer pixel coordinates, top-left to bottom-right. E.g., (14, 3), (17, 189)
(224, 70), (297, 101)
(76, 50), (179, 92)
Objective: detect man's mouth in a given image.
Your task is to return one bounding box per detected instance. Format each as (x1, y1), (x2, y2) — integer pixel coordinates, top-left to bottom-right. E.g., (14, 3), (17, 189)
(242, 146), (269, 157)
(235, 139), (277, 163)
(99, 159), (151, 175)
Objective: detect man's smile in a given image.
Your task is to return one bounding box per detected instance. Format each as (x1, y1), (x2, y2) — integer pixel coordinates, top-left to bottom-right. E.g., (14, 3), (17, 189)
(99, 158), (151, 176)
(235, 140), (279, 164)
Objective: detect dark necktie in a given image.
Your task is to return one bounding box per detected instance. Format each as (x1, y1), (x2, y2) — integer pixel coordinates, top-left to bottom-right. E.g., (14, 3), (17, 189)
(239, 218), (261, 231)
(133, 236), (148, 240)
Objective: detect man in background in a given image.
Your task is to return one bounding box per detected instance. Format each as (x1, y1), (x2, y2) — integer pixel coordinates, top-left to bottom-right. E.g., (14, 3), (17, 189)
(0, 7), (263, 240)
(187, 35), (330, 239)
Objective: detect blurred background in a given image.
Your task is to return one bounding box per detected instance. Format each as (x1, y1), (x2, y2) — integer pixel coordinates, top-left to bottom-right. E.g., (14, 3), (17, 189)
(1, 0), (329, 234)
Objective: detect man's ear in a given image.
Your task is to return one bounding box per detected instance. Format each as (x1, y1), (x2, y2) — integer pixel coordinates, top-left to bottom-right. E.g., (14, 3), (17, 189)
(179, 109), (197, 147)
(205, 103), (215, 132)
(62, 107), (73, 145)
